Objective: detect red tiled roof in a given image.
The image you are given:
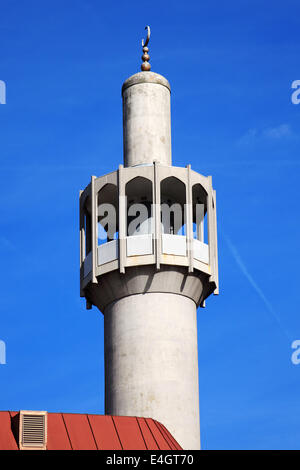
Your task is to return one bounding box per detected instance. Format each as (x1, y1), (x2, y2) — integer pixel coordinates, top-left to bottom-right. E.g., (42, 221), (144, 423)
(0, 411), (182, 450)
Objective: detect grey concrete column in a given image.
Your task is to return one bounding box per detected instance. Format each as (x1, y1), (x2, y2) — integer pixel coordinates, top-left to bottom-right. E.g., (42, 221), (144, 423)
(91, 175), (97, 283)
(104, 292), (200, 450)
(122, 72), (172, 168)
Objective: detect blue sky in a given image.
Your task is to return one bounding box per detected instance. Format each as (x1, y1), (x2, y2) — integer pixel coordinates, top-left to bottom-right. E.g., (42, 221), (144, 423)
(0, 0), (300, 450)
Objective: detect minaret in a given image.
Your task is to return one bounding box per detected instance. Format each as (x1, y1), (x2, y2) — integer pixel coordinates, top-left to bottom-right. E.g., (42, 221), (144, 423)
(79, 26), (218, 450)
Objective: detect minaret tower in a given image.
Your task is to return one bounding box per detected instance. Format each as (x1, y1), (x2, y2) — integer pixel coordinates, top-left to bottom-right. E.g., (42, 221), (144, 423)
(79, 26), (218, 450)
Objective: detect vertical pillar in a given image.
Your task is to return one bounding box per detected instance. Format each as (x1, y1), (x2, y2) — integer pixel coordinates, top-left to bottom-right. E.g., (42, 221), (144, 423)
(186, 164), (194, 273)
(118, 165), (126, 274)
(91, 175), (97, 284)
(154, 161), (161, 270)
(207, 175), (216, 285)
(79, 190), (85, 297)
(213, 189), (219, 294)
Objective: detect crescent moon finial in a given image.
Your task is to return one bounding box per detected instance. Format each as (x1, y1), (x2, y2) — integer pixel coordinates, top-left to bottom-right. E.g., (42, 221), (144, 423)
(141, 25), (151, 71)
(142, 25), (151, 48)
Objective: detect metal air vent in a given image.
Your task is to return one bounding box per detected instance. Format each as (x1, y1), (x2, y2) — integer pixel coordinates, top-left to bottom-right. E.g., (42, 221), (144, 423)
(19, 410), (47, 450)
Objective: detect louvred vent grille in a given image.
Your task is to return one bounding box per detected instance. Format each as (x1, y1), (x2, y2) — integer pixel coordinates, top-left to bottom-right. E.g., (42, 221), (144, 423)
(19, 411), (47, 449)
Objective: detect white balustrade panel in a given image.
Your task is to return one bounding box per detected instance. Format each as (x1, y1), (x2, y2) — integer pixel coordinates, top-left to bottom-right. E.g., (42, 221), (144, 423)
(162, 234), (187, 256)
(193, 239), (209, 264)
(98, 239), (119, 265)
(126, 234), (153, 256)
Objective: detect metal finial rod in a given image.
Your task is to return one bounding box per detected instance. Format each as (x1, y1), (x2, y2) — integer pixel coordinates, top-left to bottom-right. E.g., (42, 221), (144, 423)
(141, 25), (151, 72)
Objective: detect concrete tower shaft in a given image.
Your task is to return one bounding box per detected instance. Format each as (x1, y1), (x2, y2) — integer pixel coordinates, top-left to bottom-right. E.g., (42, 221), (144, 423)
(122, 72), (172, 167)
(104, 293), (200, 450)
(100, 71), (201, 450)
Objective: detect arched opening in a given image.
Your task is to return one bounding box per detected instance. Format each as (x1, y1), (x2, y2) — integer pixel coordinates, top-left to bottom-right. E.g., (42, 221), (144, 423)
(160, 177), (186, 235)
(125, 177), (154, 257)
(192, 184), (207, 243)
(192, 183), (209, 264)
(160, 177), (187, 257)
(125, 177), (153, 236)
(83, 196), (92, 256)
(98, 184), (119, 245)
(97, 184), (119, 266)
(82, 195), (93, 277)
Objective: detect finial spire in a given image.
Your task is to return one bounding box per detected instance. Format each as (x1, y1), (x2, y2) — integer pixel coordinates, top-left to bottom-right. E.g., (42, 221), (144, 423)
(141, 25), (151, 71)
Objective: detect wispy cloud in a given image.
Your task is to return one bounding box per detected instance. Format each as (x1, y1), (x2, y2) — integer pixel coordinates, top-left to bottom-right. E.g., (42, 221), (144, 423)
(237, 128), (259, 145)
(223, 233), (291, 341)
(262, 124), (292, 139)
(237, 124), (294, 146)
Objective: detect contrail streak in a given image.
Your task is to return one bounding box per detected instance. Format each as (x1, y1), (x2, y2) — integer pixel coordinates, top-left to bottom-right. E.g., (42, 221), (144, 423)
(223, 233), (291, 341)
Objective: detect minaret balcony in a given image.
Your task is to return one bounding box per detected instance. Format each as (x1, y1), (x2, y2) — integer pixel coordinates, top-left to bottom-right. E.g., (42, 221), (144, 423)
(80, 162), (218, 299)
